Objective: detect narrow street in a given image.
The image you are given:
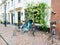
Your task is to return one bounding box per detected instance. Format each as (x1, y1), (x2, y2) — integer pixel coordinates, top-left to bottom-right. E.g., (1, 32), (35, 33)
(0, 24), (60, 45)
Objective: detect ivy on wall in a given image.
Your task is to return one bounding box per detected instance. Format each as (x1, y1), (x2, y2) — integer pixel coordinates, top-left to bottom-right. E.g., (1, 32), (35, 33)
(25, 3), (50, 32)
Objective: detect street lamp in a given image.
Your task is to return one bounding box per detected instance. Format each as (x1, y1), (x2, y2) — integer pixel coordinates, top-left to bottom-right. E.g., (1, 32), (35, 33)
(1, 0), (7, 27)
(4, 2), (7, 27)
(51, 10), (56, 15)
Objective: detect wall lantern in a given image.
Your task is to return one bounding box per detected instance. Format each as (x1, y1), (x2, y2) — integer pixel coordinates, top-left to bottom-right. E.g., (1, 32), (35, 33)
(51, 10), (56, 15)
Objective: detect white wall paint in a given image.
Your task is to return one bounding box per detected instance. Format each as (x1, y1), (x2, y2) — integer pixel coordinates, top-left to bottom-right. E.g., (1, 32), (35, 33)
(0, 0), (51, 27)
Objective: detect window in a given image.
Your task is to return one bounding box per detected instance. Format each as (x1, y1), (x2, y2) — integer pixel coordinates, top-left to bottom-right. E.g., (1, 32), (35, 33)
(18, 12), (21, 26)
(18, 0), (21, 2)
(11, 0), (13, 6)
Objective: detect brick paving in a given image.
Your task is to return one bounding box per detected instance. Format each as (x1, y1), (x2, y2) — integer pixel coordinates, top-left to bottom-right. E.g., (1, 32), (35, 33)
(0, 37), (6, 45)
(0, 24), (60, 45)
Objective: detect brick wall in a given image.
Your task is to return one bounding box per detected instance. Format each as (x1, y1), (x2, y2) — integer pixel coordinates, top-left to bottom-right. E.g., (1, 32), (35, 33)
(51, 0), (60, 31)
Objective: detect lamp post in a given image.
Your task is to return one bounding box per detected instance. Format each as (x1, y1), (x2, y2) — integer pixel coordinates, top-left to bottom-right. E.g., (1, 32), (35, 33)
(1, 0), (7, 27)
(4, 2), (7, 27)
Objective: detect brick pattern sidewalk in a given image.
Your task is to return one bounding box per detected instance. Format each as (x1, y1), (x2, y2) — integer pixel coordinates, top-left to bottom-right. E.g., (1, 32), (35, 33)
(0, 24), (60, 45)
(0, 37), (6, 45)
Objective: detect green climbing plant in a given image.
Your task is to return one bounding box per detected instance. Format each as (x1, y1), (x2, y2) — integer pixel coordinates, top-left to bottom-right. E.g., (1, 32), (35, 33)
(25, 3), (50, 32)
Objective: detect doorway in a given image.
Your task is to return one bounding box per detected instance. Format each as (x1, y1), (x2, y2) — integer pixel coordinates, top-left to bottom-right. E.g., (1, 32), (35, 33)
(18, 12), (21, 26)
(11, 13), (13, 24)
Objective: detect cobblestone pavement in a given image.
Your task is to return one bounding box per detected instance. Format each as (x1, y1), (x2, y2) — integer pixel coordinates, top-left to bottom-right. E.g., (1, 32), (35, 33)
(0, 24), (60, 45)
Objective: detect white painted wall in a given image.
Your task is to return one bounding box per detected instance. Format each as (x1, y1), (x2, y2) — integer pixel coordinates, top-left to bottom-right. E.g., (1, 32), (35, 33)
(15, 11), (18, 23)
(20, 8), (25, 22)
(0, 0), (51, 27)
(44, 0), (51, 28)
(10, 13), (11, 24)
(0, 4), (5, 22)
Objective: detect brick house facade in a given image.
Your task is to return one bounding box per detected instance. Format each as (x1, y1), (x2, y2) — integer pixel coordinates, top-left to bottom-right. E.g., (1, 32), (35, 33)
(51, 0), (60, 32)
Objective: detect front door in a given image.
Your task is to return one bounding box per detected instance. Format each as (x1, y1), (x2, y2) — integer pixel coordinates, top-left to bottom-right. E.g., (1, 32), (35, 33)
(18, 12), (21, 26)
(51, 0), (60, 31)
(11, 13), (13, 24)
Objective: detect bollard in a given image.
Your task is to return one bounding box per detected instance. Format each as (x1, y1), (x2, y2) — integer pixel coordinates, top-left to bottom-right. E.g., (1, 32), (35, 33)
(32, 24), (35, 36)
(32, 28), (35, 36)
(13, 30), (16, 36)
